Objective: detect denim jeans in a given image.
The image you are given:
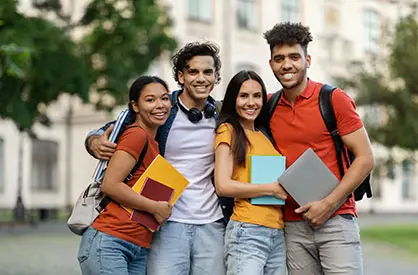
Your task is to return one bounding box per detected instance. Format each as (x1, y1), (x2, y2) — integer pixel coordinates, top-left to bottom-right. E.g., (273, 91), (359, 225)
(224, 220), (287, 275)
(147, 220), (226, 275)
(77, 227), (149, 275)
(285, 215), (363, 275)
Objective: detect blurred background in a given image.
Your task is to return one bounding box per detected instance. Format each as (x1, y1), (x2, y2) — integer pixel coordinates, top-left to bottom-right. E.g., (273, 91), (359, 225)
(0, 0), (418, 274)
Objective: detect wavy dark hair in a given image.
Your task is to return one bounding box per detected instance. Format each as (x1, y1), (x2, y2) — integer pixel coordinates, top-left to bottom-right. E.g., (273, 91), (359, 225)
(171, 42), (222, 86)
(263, 22), (313, 55)
(216, 70), (270, 167)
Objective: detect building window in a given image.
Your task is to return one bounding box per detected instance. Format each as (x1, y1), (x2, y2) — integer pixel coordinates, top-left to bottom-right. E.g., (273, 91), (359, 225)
(324, 4), (340, 32)
(363, 8), (381, 54)
(0, 138), (4, 193)
(237, 0), (258, 31)
(188, 0), (211, 22)
(31, 139), (58, 191)
(401, 159), (415, 200)
(282, 0), (300, 22)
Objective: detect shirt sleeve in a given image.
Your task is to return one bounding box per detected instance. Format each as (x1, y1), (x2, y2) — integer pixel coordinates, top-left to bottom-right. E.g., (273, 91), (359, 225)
(332, 89), (364, 136)
(215, 123), (233, 149)
(116, 127), (147, 161)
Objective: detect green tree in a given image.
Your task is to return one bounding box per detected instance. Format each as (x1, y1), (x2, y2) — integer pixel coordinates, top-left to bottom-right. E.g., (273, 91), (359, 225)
(32, 0), (177, 109)
(338, 15), (418, 151)
(0, 43), (31, 79)
(0, 0), (90, 130)
(81, 0), (177, 108)
(0, 0), (177, 129)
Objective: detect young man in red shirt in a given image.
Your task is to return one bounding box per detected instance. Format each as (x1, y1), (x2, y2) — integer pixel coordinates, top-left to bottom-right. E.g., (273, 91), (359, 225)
(264, 22), (374, 275)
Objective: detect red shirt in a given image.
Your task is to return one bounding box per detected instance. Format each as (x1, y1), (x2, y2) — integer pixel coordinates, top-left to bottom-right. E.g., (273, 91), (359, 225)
(269, 79), (363, 221)
(93, 126), (159, 248)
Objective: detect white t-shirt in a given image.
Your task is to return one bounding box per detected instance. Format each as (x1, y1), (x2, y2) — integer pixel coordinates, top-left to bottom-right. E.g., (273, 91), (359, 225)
(164, 105), (223, 224)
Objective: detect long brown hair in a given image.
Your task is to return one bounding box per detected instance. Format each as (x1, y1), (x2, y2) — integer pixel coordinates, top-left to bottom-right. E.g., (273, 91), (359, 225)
(216, 70), (270, 167)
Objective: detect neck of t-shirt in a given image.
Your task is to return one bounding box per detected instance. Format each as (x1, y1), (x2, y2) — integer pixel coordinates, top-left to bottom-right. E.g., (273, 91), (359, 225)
(283, 77), (309, 105)
(179, 91), (207, 111)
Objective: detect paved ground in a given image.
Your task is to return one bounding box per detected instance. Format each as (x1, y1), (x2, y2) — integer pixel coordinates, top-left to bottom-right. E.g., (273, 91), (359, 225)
(0, 213), (417, 275)
(357, 212), (418, 228)
(0, 223), (80, 275)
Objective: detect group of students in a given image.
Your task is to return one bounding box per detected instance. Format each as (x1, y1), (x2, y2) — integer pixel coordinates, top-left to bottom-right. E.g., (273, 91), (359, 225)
(78, 22), (374, 275)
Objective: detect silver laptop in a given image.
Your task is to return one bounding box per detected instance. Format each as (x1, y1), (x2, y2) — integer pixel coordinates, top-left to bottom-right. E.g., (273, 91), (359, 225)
(278, 148), (340, 207)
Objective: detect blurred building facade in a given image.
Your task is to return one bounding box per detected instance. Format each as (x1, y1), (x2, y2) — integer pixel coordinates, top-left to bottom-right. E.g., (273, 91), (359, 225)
(0, 0), (417, 216)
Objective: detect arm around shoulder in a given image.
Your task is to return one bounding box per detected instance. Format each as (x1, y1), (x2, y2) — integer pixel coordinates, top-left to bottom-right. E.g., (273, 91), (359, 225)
(85, 122), (117, 160)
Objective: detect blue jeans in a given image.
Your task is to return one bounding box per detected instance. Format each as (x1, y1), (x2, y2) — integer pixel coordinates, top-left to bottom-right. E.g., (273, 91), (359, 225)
(147, 220), (226, 275)
(225, 220), (287, 275)
(77, 227), (149, 275)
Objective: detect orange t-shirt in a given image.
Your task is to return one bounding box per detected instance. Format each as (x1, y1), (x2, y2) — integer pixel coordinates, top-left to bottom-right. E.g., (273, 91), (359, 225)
(269, 79), (363, 221)
(93, 126), (159, 248)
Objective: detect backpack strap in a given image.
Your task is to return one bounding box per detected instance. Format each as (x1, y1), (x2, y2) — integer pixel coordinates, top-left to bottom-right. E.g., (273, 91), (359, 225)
(318, 84), (348, 179)
(97, 138), (149, 211)
(123, 138), (149, 183)
(267, 90), (283, 121)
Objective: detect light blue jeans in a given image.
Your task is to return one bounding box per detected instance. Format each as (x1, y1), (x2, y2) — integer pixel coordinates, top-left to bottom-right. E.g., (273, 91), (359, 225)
(77, 227), (149, 275)
(225, 220), (287, 275)
(147, 220), (226, 275)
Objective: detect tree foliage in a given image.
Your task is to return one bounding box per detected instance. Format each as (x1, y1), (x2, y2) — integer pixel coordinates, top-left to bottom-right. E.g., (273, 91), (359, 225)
(0, 43), (31, 79)
(80, 0), (177, 108)
(0, 0), (176, 130)
(31, 0), (177, 108)
(337, 15), (418, 151)
(0, 0), (90, 130)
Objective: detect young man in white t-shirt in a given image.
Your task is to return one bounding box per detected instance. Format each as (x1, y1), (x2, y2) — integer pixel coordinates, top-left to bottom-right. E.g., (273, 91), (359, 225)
(85, 42), (226, 275)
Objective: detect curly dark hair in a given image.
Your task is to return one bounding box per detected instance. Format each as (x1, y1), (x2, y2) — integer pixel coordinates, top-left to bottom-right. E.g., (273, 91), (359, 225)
(263, 22), (313, 55)
(171, 42), (222, 86)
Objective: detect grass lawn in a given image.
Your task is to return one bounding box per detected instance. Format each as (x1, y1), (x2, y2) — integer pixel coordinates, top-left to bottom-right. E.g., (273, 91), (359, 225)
(361, 225), (418, 255)
(0, 209), (70, 222)
(0, 210), (12, 222)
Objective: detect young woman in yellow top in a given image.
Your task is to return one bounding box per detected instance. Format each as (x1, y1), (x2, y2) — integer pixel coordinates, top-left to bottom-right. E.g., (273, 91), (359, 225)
(215, 70), (287, 275)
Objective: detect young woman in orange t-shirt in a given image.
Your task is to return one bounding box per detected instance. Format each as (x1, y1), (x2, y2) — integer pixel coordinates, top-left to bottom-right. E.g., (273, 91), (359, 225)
(77, 76), (172, 275)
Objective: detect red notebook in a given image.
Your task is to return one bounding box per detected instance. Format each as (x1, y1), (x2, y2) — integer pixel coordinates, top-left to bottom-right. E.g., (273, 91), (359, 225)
(130, 177), (174, 231)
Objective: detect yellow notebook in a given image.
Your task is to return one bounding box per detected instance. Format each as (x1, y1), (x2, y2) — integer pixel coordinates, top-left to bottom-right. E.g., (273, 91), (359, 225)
(124, 154), (189, 214)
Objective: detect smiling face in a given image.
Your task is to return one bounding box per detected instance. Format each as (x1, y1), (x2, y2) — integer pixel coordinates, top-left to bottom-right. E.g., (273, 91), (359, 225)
(235, 79), (263, 130)
(131, 82), (171, 130)
(269, 43), (311, 91)
(177, 55), (216, 108)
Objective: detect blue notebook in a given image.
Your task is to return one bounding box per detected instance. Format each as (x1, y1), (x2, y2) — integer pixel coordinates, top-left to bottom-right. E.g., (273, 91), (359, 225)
(249, 155), (286, 205)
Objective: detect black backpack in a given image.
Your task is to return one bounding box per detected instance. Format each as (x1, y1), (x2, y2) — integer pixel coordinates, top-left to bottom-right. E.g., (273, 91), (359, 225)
(267, 84), (372, 201)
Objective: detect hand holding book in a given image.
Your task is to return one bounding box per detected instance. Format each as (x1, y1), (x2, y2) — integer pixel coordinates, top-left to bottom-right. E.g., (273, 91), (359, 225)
(151, 201), (172, 225)
(295, 199), (336, 227)
(124, 154), (189, 231)
(130, 177), (174, 231)
(272, 181), (287, 200)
